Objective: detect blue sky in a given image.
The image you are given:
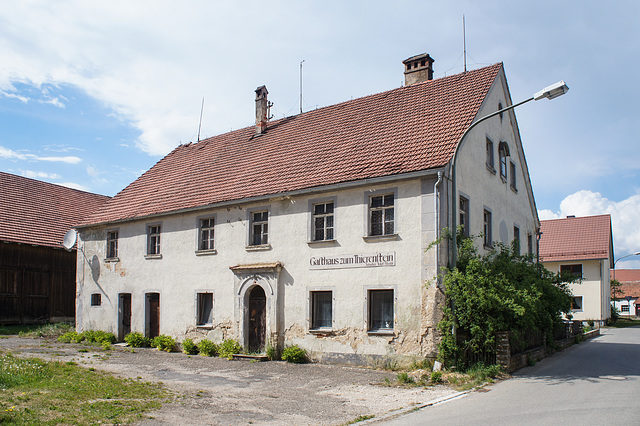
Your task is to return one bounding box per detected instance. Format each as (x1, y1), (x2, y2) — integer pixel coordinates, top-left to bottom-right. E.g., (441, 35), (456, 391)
(1, 1), (639, 266)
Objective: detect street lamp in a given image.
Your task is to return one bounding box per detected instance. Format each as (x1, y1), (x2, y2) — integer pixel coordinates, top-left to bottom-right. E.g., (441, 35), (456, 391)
(450, 81), (569, 267)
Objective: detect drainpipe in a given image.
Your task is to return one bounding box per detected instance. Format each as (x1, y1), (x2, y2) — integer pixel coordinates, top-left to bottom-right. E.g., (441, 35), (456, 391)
(433, 171), (442, 286)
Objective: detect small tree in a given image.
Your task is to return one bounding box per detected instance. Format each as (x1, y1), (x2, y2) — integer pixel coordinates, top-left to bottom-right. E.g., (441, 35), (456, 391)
(610, 278), (622, 301)
(437, 231), (575, 368)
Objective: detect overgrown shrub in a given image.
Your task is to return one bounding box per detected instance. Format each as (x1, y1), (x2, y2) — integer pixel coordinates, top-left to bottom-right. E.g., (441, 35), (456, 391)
(218, 339), (243, 359)
(83, 330), (116, 344)
(396, 372), (414, 384)
(182, 338), (199, 355)
(198, 339), (218, 357)
(436, 231), (575, 368)
(124, 332), (151, 348)
(430, 370), (443, 383)
(58, 331), (84, 344)
(266, 344), (280, 361)
(151, 335), (177, 352)
(281, 345), (308, 364)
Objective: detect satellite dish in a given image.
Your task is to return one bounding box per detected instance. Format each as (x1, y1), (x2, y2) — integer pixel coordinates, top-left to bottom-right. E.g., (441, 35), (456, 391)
(62, 229), (78, 251)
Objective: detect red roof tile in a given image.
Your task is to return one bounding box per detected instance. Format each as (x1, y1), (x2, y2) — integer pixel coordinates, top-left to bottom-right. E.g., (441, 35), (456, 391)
(614, 283), (640, 299)
(82, 64), (503, 226)
(539, 215), (613, 263)
(0, 172), (110, 248)
(611, 269), (640, 284)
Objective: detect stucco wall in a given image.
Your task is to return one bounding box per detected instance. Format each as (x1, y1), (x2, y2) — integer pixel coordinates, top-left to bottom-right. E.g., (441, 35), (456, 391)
(77, 177), (444, 360)
(542, 259), (610, 322)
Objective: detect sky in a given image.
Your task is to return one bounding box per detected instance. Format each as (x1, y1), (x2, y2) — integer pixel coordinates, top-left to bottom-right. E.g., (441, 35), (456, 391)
(0, 1), (639, 267)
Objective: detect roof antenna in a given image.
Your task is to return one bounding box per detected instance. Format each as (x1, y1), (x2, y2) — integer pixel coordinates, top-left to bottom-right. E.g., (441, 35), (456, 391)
(300, 60), (305, 114)
(463, 15), (467, 72)
(197, 97), (205, 142)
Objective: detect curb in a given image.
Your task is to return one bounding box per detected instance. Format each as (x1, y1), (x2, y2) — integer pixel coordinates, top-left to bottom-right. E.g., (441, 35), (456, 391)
(362, 390), (470, 424)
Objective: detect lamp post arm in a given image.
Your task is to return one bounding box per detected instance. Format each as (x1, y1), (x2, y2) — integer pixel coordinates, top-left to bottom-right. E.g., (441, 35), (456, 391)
(450, 97), (534, 268)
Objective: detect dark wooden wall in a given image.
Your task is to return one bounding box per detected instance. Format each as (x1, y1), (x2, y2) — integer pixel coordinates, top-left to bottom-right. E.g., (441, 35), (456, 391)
(0, 242), (76, 324)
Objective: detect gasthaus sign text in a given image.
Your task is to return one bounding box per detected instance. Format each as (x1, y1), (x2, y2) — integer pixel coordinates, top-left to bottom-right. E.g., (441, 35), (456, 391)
(309, 252), (396, 270)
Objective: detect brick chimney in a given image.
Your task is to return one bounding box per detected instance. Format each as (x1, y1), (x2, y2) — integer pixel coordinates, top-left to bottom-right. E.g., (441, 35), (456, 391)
(255, 85), (269, 135)
(402, 53), (434, 85)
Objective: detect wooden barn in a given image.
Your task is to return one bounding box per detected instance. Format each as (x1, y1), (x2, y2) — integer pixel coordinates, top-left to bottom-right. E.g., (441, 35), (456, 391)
(0, 172), (109, 324)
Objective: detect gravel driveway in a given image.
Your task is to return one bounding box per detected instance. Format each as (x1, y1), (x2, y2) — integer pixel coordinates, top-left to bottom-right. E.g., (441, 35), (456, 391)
(1, 337), (455, 425)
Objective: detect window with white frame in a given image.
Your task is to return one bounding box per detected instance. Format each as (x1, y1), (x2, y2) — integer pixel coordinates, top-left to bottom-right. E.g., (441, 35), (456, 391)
(147, 224), (161, 255)
(196, 293), (213, 326)
(368, 289), (394, 331)
(310, 291), (332, 329)
(369, 194), (394, 236)
(483, 209), (492, 248)
(561, 264), (583, 279)
(499, 143), (508, 180)
(250, 211), (269, 246)
(106, 230), (118, 259)
(571, 296), (583, 311)
(313, 202), (334, 241)
(510, 161), (517, 191)
(621, 304), (630, 313)
(486, 138), (495, 171)
(459, 196), (469, 238)
(198, 217), (215, 251)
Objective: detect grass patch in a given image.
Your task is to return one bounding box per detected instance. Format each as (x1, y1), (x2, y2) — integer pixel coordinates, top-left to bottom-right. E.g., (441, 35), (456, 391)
(383, 362), (506, 390)
(345, 414), (375, 424)
(0, 351), (169, 424)
(608, 319), (640, 328)
(0, 323), (73, 338)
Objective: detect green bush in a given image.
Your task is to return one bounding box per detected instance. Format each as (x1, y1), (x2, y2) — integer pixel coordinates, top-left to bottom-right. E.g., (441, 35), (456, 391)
(266, 344), (280, 361)
(182, 338), (199, 355)
(83, 330), (116, 344)
(151, 335), (177, 352)
(198, 339), (218, 357)
(281, 345), (308, 364)
(57, 331), (84, 344)
(430, 370), (443, 383)
(218, 339), (243, 359)
(124, 332), (151, 348)
(396, 372), (415, 384)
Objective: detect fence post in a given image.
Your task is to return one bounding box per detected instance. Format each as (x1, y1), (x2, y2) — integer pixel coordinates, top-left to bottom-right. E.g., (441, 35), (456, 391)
(495, 331), (510, 370)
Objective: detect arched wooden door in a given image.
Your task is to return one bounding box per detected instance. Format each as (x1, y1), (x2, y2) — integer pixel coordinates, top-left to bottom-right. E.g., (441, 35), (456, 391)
(248, 286), (266, 353)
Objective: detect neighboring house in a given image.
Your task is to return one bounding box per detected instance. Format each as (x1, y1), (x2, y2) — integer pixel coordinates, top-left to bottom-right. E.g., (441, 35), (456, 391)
(539, 215), (614, 324)
(611, 269), (640, 317)
(75, 53), (540, 363)
(0, 172), (110, 324)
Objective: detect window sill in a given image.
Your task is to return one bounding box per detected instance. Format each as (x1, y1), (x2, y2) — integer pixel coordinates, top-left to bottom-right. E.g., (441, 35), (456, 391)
(483, 244), (493, 250)
(245, 244), (272, 252)
(309, 328), (334, 335)
(307, 239), (338, 246)
(486, 165), (496, 175)
(104, 257), (120, 263)
(195, 249), (218, 256)
(144, 254), (163, 260)
(367, 329), (395, 336)
(500, 175), (508, 183)
(510, 185), (518, 194)
(363, 234), (399, 242)
(196, 324), (214, 329)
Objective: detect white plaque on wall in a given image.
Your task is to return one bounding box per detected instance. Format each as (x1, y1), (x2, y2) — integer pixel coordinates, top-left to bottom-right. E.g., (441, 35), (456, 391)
(309, 252), (396, 270)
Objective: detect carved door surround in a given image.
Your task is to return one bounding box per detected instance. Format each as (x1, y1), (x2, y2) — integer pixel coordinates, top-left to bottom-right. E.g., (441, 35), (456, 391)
(230, 262), (283, 353)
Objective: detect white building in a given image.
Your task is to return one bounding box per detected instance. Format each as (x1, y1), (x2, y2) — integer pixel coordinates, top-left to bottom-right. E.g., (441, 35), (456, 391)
(539, 215), (614, 324)
(611, 269), (640, 318)
(75, 54), (540, 363)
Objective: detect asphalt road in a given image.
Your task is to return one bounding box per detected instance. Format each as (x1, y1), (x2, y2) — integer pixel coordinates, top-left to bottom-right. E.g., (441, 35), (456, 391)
(381, 327), (640, 425)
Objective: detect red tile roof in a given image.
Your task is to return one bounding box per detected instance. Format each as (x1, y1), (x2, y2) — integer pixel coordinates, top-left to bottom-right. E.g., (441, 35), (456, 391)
(611, 269), (640, 284)
(614, 283), (640, 299)
(82, 63), (503, 226)
(0, 172), (110, 248)
(539, 215), (613, 263)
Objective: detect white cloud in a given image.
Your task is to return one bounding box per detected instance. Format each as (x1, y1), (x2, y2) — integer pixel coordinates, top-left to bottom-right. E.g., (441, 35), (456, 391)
(539, 190), (640, 268)
(0, 145), (82, 164)
(21, 170), (62, 180)
(59, 182), (90, 191)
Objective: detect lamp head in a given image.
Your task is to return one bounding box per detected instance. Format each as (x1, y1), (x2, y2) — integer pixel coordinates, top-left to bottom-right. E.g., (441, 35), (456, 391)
(534, 81), (569, 101)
